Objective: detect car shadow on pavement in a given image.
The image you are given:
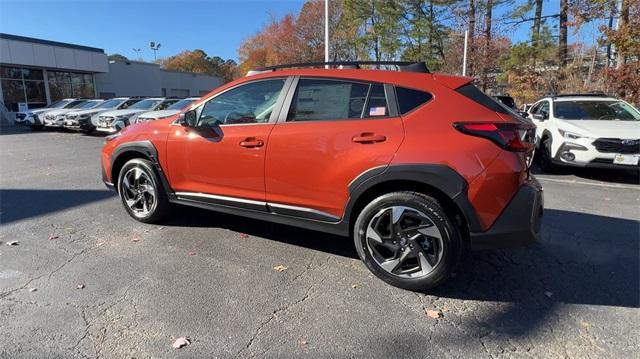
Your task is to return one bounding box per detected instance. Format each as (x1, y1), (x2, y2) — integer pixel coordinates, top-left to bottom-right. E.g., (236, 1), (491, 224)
(0, 189), (115, 224)
(163, 205), (360, 259)
(422, 208), (639, 341)
(531, 163), (639, 185)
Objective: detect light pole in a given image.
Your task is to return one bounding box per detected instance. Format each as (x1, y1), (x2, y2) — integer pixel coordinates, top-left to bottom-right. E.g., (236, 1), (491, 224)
(324, 0), (329, 68)
(149, 42), (161, 61)
(462, 30), (468, 76)
(132, 48), (141, 60)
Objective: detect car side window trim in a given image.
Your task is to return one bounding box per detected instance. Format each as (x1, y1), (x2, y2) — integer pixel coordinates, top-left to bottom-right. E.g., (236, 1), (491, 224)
(185, 77), (293, 127)
(277, 76), (396, 124)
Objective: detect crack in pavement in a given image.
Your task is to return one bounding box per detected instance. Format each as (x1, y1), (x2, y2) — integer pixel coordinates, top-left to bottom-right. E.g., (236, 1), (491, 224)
(233, 258), (332, 359)
(0, 246), (93, 300)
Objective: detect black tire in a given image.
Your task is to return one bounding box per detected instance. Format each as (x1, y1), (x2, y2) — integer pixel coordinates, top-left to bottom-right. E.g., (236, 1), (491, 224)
(117, 158), (170, 223)
(538, 137), (557, 172)
(353, 191), (462, 290)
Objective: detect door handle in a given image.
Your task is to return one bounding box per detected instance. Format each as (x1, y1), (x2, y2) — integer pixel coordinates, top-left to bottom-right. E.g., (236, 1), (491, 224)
(352, 133), (387, 144)
(239, 137), (264, 148)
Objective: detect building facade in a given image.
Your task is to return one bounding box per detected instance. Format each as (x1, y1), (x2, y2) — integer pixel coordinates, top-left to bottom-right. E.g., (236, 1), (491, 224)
(0, 33), (221, 114)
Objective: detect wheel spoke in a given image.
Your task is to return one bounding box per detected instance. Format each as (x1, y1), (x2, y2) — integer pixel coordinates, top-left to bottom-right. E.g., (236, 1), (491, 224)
(123, 175), (132, 191)
(142, 194), (149, 213)
(366, 224), (383, 243)
(417, 249), (434, 274)
(380, 258), (400, 272)
(418, 225), (442, 239)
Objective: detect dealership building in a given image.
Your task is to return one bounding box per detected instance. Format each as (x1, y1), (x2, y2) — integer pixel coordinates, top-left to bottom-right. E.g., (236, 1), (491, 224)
(0, 33), (222, 114)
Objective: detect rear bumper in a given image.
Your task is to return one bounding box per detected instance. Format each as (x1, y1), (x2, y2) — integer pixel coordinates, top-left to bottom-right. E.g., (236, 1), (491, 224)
(470, 177), (543, 250)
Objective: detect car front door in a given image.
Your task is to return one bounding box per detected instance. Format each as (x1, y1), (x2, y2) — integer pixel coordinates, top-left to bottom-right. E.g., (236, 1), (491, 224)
(264, 77), (405, 221)
(166, 78), (290, 207)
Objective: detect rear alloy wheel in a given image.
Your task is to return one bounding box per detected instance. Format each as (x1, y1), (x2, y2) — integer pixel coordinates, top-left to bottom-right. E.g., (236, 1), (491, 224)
(117, 159), (169, 223)
(354, 192), (461, 290)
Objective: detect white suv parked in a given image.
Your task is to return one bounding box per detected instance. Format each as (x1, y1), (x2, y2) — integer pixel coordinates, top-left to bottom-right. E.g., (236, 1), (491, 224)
(96, 98), (177, 133)
(134, 97), (199, 123)
(528, 94), (640, 171)
(43, 99), (104, 127)
(14, 98), (80, 129)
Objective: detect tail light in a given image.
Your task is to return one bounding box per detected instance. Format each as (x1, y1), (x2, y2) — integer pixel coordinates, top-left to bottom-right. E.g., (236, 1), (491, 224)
(453, 122), (535, 152)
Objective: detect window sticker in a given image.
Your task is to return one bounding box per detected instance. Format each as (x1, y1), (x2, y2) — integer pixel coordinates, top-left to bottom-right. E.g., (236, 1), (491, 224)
(369, 106), (386, 116)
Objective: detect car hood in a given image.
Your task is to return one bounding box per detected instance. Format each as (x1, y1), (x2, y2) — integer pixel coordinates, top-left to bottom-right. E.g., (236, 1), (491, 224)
(67, 108), (115, 116)
(24, 108), (52, 116)
(44, 108), (77, 116)
(137, 109), (181, 119)
(99, 109), (146, 117)
(558, 119), (640, 139)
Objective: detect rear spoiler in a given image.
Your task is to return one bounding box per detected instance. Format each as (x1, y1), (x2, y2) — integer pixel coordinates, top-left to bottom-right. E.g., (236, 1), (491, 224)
(431, 74), (474, 89)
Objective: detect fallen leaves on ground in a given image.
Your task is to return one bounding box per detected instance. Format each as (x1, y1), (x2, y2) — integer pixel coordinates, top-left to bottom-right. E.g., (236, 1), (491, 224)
(48, 235), (59, 240)
(172, 337), (191, 349)
(188, 252), (197, 256)
(28, 288), (37, 293)
(273, 265), (288, 272)
(77, 284), (85, 289)
(5, 241), (18, 246)
(425, 309), (443, 319)
(351, 284), (357, 289)
(297, 338), (308, 346)
(239, 233), (249, 239)
(131, 238), (140, 242)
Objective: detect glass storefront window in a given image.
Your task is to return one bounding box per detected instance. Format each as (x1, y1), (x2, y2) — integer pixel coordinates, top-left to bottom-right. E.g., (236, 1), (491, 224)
(1, 66), (46, 111)
(48, 71), (94, 101)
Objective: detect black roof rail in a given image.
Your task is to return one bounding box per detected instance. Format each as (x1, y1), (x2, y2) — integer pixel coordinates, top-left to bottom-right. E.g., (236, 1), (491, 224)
(550, 92), (609, 98)
(253, 61), (430, 74)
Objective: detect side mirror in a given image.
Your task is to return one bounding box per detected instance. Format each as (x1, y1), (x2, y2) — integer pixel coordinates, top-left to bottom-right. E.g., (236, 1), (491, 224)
(178, 110), (197, 127)
(532, 113), (544, 121)
(518, 111), (530, 118)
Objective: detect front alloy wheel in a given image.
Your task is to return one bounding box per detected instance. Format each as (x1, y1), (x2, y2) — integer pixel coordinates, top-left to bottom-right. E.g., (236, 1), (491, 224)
(121, 167), (157, 218)
(117, 158), (169, 223)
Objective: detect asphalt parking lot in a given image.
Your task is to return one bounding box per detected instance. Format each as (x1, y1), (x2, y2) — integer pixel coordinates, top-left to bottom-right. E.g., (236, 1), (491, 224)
(1, 126), (638, 358)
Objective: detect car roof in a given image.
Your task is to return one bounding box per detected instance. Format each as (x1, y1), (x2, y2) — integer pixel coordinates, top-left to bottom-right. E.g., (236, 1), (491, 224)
(552, 96), (619, 102)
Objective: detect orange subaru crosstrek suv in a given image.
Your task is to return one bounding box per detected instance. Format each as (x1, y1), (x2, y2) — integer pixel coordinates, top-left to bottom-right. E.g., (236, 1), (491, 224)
(101, 62), (543, 290)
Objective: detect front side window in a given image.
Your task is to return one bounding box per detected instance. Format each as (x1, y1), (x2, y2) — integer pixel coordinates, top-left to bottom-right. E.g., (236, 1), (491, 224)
(98, 99), (124, 108)
(119, 99), (141, 109)
(287, 79), (370, 121)
(77, 101), (102, 109)
(129, 99), (163, 110)
(199, 79), (285, 126)
(168, 98), (197, 110)
(554, 100), (640, 121)
(538, 101), (550, 117)
(156, 99), (179, 111)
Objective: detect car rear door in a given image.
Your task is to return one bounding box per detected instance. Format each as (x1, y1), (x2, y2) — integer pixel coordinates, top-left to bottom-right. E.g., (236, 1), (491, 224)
(264, 77), (405, 221)
(166, 77), (292, 208)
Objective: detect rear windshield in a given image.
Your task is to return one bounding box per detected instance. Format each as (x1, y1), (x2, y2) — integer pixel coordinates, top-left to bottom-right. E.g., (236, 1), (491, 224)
(456, 84), (510, 114)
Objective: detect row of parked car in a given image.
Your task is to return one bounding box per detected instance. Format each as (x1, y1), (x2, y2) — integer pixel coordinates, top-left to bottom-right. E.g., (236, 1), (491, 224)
(14, 96), (199, 133)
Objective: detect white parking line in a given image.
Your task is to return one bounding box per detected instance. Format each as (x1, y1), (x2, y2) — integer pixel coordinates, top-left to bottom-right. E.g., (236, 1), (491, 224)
(536, 176), (639, 190)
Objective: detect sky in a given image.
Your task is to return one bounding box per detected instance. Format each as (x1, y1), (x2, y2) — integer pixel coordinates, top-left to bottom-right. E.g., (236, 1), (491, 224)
(1, 0), (603, 63)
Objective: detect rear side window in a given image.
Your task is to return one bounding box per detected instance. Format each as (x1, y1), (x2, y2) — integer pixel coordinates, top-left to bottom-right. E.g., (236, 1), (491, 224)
(396, 87), (433, 114)
(456, 84), (509, 114)
(364, 84), (389, 118)
(288, 79), (370, 121)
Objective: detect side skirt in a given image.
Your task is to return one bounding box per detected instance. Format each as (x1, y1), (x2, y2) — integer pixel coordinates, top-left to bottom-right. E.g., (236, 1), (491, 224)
(168, 196), (350, 237)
